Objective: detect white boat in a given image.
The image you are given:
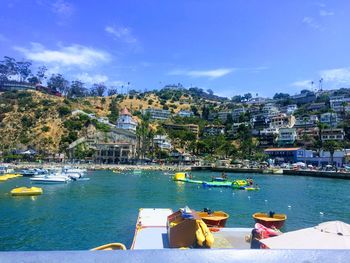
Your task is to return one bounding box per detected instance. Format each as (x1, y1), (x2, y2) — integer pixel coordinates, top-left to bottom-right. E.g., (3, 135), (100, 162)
(62, 167), (87, 179)
(30, 174), (71, 184)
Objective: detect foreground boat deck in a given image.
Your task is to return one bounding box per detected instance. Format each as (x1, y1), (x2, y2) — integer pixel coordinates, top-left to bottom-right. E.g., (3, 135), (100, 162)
(131, 208), (252, 249)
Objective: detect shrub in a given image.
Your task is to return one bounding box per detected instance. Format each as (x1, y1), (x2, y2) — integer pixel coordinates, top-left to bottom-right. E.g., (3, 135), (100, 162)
(58, 106), (71, 117)
(148, 99), (154, 105)
(41, 126), (50, 132)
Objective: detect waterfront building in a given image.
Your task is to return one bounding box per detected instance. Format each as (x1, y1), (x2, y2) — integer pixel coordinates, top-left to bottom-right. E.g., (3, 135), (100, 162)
(162, 123), (199, 137)
(153, 135), (172, 151)
(321, 128), (345, 142)
(320, 112), (339, 127)
(264, 147), (313, 163)
(330, 96), (350, 112)
(68, 126), (137, 164)
(270, 114), (295, 129)
(203, 125), (225, 136)
(277, 128), (297, 145)
(170, 149), (196, 165)
(144, 108), (171, 120)
(291, 90), (316, 104)
(294, 115), (318, 128)
(177, 110), (193, 118)
(116, 107), (138, 132)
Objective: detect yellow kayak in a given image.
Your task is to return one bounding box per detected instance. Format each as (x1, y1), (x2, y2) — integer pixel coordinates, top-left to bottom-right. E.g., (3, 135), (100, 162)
(10, 187), (43, 196)
(91, 243), (126, 250)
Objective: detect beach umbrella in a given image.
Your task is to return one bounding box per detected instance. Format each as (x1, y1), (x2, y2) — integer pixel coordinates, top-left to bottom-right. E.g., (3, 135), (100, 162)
(260, 221), (350, 249)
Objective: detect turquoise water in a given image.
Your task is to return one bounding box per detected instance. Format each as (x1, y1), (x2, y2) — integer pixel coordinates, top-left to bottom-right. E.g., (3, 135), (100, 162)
(1, 170), (350, 251)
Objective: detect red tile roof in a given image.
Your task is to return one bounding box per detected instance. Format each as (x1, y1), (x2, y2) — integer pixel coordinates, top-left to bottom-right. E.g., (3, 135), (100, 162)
(120, 107), (131, 116)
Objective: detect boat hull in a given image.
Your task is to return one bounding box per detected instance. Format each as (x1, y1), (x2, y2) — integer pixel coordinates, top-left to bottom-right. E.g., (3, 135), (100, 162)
(252, 213), (287, 229)
(11, 187), (43, 196)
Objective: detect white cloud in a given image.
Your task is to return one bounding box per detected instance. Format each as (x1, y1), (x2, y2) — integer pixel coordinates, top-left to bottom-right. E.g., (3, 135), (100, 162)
(302, 17), (322, 30)
(14, 42), (111, 68)
(75, 73), (109, 85)
(319, 10), (334, 16)
(320, 67), (350, 85)
(105, 25), (137, 44)
(291, 80), (313, 88)
(169, 68), (235, 79)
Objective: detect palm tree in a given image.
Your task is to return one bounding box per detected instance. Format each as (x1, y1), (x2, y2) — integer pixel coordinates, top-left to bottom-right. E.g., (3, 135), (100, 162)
(322, 140), (341, 166)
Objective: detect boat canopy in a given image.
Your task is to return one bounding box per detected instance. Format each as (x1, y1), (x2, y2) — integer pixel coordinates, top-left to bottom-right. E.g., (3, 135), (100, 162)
(260, 221), (350, 249)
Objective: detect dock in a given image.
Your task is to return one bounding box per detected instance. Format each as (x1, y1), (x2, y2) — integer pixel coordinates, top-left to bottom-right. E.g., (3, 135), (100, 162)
(283, 169), (350, 180)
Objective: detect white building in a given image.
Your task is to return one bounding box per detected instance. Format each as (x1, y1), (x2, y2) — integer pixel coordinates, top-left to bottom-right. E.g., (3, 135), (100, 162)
(144, 108), (171, 120)
(278, 128), (297, 145)
(154, 135), (172, 151)
(330, 96), (350, 112)
(294, 115), (318, 128)
(203, 125), (225, 136)
(270, 114), (295, 129)
(262, 103), (280, 118)
(116, 107), (138, 132)
(177, 110), (193, 118)
(260, 127), (279, 136)
(286, 104), (298, 115)
(320, 112), (339, 127)
(321, 128), (345, 142)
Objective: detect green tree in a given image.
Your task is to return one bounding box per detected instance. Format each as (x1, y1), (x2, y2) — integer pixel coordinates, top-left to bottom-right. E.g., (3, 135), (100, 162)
(323, 140), (342, 166)
(47, 74), (70, 95)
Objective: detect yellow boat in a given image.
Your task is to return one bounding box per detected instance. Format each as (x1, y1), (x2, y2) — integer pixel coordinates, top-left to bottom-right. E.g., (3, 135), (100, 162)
(91, 243), (126, 250)
(10, 187), (43, 196)
(0, 175), (9, 182)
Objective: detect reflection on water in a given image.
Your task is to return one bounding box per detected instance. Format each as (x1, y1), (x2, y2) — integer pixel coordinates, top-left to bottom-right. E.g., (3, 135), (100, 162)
(0, 170), (350, 251)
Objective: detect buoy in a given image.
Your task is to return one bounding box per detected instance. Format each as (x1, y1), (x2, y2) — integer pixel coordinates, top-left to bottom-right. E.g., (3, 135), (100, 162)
(320, 212), (324, 215)
(288, 205), (292, 209)
(265, 200), (268, 202)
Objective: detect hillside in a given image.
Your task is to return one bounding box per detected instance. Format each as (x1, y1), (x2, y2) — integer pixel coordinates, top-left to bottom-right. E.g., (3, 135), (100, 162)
(0, 88), (217, 155)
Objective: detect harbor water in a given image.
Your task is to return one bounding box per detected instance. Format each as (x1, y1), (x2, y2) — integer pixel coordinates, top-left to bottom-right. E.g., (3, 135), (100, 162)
(1, 170), (350, 251)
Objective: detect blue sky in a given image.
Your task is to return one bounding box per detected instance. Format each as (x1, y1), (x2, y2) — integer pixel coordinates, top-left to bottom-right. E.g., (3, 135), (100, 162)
(1, 0), (350, 97)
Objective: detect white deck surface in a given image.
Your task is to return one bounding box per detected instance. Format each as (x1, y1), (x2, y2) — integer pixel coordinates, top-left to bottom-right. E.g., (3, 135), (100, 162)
(137, 208), (173, 227)
(133, 227), (169, 249)
(132, 208), (173, 250)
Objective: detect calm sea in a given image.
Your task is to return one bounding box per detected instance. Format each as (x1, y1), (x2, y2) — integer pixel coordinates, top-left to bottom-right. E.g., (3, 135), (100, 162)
(0, 170), (349, 250)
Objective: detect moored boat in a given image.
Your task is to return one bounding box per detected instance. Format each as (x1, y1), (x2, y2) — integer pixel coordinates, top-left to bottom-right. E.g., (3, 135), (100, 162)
(10, 187), (43, 196)
(196, 209), (229, 227)
(252, 212), (287, 229)
(91, 243), (126, 250)
(30, 174), (71, 184)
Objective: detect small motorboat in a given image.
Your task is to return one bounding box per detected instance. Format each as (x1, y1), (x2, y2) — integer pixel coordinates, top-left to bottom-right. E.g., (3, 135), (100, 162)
(252, 212), (287, 229)
(30, 174), (71, 184)
(91, 243), (126, 251)
(196, 209), (229, 227)
(11, 187), (43, 196)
